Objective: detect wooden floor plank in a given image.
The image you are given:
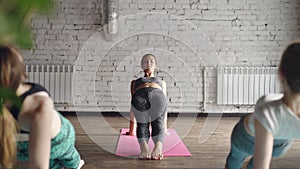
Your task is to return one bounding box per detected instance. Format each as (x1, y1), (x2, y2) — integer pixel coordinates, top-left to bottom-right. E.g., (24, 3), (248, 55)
(13, 115), (300, 169)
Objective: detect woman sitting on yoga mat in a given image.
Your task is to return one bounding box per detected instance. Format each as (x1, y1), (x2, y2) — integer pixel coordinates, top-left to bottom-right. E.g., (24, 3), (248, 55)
(127, 54), (168, 160)
(225, 41), (300, 169)
(0, 44), (84, 169)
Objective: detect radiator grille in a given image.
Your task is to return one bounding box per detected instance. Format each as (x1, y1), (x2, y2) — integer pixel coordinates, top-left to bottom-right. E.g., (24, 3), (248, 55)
(25, 64), (73, 104)
(217, 66), (281, 105)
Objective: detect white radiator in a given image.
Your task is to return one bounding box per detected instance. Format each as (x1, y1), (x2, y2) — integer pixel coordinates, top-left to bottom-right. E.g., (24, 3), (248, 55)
(25, 64), (73, 104)
(217, 66), (281, 105)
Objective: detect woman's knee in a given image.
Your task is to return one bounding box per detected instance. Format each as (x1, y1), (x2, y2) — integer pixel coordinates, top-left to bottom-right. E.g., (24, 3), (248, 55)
(226, 152), (247, 169)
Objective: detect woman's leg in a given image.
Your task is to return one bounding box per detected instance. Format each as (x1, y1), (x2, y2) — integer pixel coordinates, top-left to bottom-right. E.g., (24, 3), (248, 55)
(245, 139), (293, 169)
(49, 115), (83, 169)
(226, 145), (249, 169)
(131, 92), (151, 159)
(148, 89), (167, 160)
(132, 109), (151, 159)
(226, 117), (254, 169)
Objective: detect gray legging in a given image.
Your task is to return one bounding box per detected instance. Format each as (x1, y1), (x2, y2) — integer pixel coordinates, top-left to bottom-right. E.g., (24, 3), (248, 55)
(131, 87), (167, 144)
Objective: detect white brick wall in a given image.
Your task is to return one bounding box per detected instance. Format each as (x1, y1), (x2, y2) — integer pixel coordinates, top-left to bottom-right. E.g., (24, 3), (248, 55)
(24, 0), (300, 113)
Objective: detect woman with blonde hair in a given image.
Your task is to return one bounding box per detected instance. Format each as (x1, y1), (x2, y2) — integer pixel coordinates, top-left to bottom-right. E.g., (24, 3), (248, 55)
(0, 44), (84, 169)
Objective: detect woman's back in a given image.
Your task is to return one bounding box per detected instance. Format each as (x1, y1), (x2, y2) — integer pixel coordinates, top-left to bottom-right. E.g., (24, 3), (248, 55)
(17, 82), (61, 139)
(247, 93), (300, 139)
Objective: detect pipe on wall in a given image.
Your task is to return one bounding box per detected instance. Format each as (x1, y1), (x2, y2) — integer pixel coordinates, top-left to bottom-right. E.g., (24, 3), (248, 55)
(104, 0), (119, 40)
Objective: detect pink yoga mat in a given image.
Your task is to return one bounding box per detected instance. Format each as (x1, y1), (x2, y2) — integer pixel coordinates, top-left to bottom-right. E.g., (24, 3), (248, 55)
(115, 128), (192, 157)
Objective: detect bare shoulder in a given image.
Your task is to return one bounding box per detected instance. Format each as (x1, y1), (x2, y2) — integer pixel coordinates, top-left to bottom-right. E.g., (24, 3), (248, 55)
(131, 79), (137, 84)
(18, 93), (54, 131)
(21, 92), (54, 117)
(130, 80), (136, 94)
(131, 79), (137, 87)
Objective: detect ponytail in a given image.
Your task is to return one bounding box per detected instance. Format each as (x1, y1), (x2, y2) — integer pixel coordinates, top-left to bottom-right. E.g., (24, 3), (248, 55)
(0, 45), (24, 168)
(0, 88), (21, 169)
(0, 106), (18, 169)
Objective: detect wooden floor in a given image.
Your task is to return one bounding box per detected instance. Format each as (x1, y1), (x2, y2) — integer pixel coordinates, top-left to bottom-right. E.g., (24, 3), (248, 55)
(14, 114), (300, 169)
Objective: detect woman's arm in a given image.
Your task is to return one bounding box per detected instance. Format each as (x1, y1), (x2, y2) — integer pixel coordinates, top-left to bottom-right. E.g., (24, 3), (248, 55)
(253, 119), (274, 169)
(22, 96), (53, 169)
(162, 81), (167, 95)
(127, 80), (136, 135)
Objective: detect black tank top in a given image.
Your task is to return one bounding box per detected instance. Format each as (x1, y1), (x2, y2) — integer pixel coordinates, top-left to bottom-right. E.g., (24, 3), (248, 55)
(134, 77), (163, 89)
(9, 83), (49, 133)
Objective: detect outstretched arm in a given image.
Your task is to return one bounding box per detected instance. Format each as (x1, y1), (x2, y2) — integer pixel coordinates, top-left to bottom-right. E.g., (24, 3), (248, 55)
(253, 119), (273, 169)
(22, 96), (53, 169)
(127, 80), (136, 135)
(127, 108), (136, 135)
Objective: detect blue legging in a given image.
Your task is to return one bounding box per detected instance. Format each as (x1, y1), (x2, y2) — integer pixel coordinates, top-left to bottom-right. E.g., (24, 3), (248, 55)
(131, 87), (167, 144)
(225, 116), (293, 169)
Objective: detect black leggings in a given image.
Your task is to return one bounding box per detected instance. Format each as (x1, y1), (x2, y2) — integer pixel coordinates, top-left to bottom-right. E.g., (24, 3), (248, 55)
(131, 87), (167, 144)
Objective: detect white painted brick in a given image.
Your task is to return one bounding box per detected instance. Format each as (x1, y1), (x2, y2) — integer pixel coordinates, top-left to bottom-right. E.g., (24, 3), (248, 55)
(164, 3), (174, 9)
(24, 0), (300, 113)
(77, 31), (93, 40)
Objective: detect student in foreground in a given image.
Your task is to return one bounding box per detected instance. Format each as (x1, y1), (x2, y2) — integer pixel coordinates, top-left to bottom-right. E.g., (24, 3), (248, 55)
(226, 41), (300, 169)
(0, 44), (84, 169)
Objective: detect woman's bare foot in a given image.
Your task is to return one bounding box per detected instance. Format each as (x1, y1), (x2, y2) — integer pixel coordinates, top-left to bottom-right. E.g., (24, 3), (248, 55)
(65, 159), (84, 169)
(139, 141), (151, 160)
(151, 141), (163, 160)
(77, 159), (85, 169)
